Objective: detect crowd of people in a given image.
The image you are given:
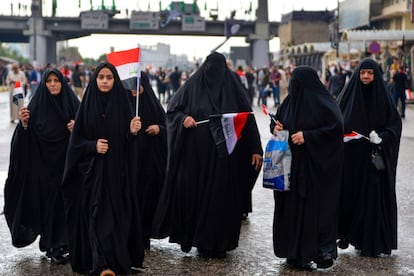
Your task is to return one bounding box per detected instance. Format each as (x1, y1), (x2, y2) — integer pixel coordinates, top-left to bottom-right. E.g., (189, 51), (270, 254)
(2, 52), (404, 275)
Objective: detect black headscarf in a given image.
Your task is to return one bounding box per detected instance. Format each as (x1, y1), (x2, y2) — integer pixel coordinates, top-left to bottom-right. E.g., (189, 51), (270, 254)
(137, 71), (166, 128)
(277, 65), (343, 145)
(337, 58), (398, 135)
(337, 58), (401, 177)
(28, 68), (80, 140)
(168, 51), (251, 118)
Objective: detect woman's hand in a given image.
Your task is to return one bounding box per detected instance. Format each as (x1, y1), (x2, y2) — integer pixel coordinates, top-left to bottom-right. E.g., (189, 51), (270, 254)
(130, 116), (142, 135)
(252, 153), (263, 171)
(272, 120), (283, 135)
(183, 116), (196, 128)
(96, 139), (109, 154)
(145, 124), (160, 136)
(291, 131), (304, 145)
(19, 106), (30, 129)
(67, 120), (75, 132)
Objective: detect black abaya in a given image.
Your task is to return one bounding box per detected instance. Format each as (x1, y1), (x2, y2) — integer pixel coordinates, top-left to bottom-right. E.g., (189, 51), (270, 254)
(272, 66), (344, 266)
(337, 58), (402, 257)
(128, 71), (167, 248)
(152, 52), (263, 255)
(62, 62), (144, 274)
(4, 69), (80, 257)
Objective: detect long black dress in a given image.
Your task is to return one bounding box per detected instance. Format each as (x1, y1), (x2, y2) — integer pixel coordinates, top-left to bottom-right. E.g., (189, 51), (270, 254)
(61, 62), (144, 274)
(271, 66), (343, 267)
(128, 71), (167, 248)
(337, 58), (402, 257)
(3, 68), (80, 259)
(152, 52), (263, 256)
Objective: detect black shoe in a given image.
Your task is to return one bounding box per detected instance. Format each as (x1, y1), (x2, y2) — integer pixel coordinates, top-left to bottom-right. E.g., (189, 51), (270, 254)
(337, 238), (349, 249)
(49, 254), (69, 265)
(401, 114), (405, 119)
(180, 244), (192, 253)
(316, 256), (334, 269)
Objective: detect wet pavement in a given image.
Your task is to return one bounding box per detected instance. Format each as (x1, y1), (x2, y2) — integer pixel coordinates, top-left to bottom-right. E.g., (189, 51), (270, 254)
(0, 91), (413, 275)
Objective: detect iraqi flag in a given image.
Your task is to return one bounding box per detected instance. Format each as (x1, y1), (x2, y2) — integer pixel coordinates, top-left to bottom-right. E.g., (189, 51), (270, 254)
(262, 103), (269, 115)
(12, 81), (24, 106)
(343, 131), (367, 142)
(209, 112), (252, 156)
(107, 48), (140, 90)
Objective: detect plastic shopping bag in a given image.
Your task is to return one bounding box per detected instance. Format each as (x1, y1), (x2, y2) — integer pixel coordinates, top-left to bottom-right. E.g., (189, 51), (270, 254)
(263, 130), (291, 191)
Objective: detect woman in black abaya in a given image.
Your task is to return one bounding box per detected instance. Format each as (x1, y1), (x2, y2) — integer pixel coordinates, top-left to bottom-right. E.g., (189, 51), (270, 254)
(270, 66), (343, 269)
(62, 62), (144, 275)
(337, 58), (402, 257)
(3, 68), (80, 263)
(128, 71), (167, 249)
(152, 52), (263, 258)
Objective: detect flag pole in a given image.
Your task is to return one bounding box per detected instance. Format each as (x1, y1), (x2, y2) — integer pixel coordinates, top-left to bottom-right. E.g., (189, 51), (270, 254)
(195, 119), (210, 125)
(135, 48), (141, 117)
(353, 131), (370, 140)
(196, 111), (253, 125)
(262, 104), (277, 123)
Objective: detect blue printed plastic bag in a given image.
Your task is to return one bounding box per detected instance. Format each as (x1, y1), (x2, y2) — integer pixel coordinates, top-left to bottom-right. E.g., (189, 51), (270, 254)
(263, 130), (291, 191)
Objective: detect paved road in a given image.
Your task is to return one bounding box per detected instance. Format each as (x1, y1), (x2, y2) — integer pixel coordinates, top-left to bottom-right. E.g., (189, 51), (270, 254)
(0, 91), (413, 275)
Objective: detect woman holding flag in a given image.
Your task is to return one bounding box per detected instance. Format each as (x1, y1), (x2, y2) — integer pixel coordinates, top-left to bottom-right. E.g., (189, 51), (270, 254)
(4, 68), (80, 264)
(62, 62), (144, 275)
(152, 52), (263, 258)
(337, 58), (402, 258)
(127, 71), (167, 249)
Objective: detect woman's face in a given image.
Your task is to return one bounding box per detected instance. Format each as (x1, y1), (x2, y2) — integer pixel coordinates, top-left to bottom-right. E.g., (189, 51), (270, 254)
(359, 69), (374, 85)
(46, 73), (62, 95)
(97, 67), (114, 92)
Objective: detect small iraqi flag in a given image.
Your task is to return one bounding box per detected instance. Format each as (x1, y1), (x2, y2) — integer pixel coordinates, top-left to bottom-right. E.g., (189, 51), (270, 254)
(262, 103), (269, 115)
(209, 112), (252, 156)
(106, 48), (140, 90)
(343, 131), (367, 142)
(12, 81), (24, 106)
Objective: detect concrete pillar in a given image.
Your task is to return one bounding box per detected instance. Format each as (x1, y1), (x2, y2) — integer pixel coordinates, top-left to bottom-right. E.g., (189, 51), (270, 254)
(249, 0), (270, 68)
(26, 0), (55, 66)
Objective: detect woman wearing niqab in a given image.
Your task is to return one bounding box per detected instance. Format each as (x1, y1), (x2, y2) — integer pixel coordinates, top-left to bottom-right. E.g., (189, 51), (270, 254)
(61, 62), (144, 275)
(271, 66), (343, 269)
(336, 58), (402, 257)
(127, 71), (167, 249)
(152, 52), (263, 257)
(4, 68), (80, 263)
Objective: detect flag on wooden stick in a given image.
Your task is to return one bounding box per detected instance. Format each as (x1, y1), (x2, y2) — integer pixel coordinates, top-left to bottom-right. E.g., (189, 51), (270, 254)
(107, 47), (141, 91)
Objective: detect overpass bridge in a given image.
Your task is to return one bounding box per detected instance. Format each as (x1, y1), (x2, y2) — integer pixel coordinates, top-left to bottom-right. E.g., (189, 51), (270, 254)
(0, 0), (279, 68)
